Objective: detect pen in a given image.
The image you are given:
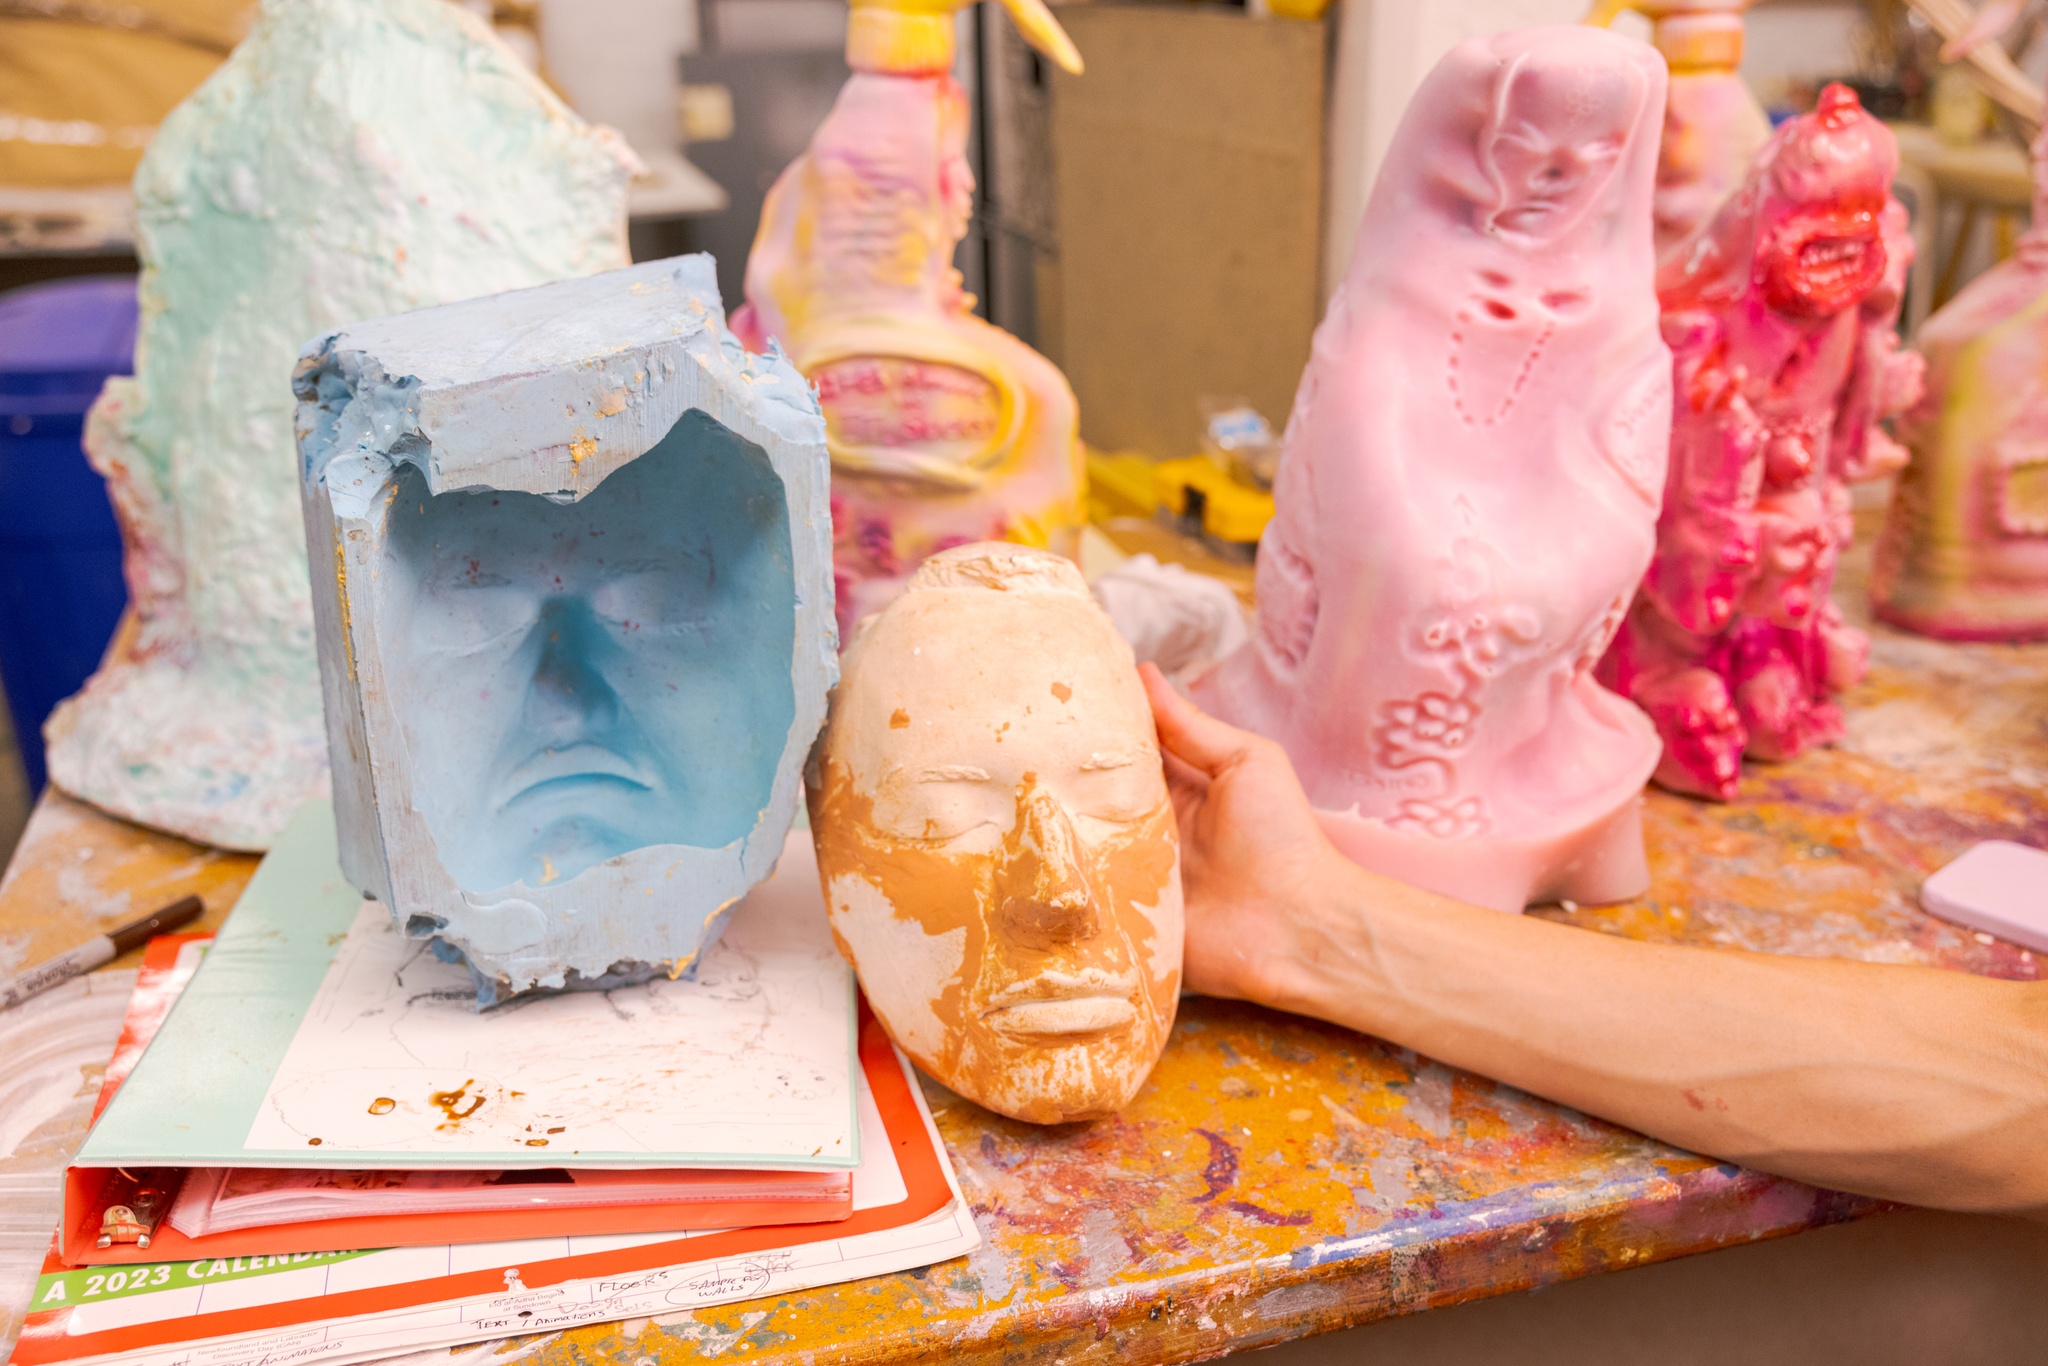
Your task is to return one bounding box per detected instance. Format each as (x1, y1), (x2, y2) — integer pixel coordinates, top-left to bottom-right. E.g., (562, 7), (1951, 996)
(0, 895), (204, 1011)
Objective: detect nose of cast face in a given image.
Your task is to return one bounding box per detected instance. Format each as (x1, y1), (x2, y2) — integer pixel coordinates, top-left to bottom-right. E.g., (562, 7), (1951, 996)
(997, 786), (1102, 949)
(527, 598), (623, 723)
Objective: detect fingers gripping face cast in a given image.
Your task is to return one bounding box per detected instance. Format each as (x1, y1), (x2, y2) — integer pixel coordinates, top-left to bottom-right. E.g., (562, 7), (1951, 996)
(808, 544), (1182, 1124)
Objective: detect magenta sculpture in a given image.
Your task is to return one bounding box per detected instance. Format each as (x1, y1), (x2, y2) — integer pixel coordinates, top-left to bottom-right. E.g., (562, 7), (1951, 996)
(1193, 28), (1671, 913)
(1599, 85), (1922, 801)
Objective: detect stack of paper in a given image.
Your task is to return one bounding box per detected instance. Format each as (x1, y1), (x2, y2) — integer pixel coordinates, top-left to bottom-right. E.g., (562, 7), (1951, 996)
(61, 803), (873, 1264)
(165, 1167), (850, 1241)
(11, 807), (976, 1366)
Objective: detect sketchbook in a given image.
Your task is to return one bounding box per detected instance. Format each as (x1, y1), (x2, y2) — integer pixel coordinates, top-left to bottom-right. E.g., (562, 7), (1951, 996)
(15, 956), (972, 1366)
(59, 937), (854, 1268)
(59, 801), (862, 1265)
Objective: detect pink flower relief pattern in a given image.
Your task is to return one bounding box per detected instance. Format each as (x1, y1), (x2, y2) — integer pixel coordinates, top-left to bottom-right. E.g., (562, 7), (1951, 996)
(1376, 692), (1478, 768)
(1387, 796), (1489, 840)
(1415, 602), (1543, 680)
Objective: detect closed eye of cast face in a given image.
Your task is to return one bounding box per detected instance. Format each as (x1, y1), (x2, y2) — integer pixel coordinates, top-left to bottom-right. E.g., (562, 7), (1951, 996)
(873, 749), (1163, 848)
(588, 556), (722, 636)
(874, 764), (1008, 846)
(1066, 750), (1165, 836)
(841, 584), (1169, 852)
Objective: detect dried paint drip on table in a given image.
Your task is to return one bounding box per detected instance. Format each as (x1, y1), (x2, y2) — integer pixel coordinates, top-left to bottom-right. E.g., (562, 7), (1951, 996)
(1573, 521), (2048, 982)
(42, 0), (634, 851)
(296, 257), (835, 1004)
(733, 0), (1088, 638)
(808, 543), (1182, 1124)
(514, 994), (1871, 1366)
(1194, 27), (1671, 913)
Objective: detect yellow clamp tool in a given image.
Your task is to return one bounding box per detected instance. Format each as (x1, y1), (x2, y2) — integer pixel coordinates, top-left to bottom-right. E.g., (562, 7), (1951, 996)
(1086, 451), (1274, 546)
(1154, 457), (1274, 546)
(848, 0), (1081, 76)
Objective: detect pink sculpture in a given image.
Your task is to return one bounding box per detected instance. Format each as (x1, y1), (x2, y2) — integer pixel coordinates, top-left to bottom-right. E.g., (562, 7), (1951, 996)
(1599, 85), (1922, 801)
(1192, 28), (1671, 914)
(1872, 131), (2048, 642)
(733, 0), (1087, 638)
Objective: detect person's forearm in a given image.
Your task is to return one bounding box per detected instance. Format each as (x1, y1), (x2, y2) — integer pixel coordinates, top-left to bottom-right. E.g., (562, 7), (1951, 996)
(1261, 862), (2048, 1215)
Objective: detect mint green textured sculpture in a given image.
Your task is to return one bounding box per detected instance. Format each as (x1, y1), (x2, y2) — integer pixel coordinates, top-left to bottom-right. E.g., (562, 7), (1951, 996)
(46, 0), (634, 849)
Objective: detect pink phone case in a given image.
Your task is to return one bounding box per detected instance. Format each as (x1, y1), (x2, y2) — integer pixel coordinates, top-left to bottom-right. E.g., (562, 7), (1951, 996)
(1921, 842), (2048, 953)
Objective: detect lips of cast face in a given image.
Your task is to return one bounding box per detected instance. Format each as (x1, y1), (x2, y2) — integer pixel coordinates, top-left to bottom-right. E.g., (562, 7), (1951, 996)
(981, 970), (1141, 1037)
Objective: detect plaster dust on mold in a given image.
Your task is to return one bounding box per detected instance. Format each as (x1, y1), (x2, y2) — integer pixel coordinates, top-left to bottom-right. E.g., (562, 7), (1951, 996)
(808, 543), (1182, 1124)
(1192, 27), (1671, 913)
(43, 0), (635, 851)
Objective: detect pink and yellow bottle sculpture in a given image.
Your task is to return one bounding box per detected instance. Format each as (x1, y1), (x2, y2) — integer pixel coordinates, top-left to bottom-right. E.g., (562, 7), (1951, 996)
(1589, 0), (1771, 256)
(733, 0), (1087, 638)
(1871, 130), (2048, 642)
(1193, 28), (1672, 913)
(1599, 86), (1923, 800)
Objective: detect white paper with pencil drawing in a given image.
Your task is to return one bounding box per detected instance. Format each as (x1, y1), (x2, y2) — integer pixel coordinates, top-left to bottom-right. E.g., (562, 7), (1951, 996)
(243, 860), (857, 1166)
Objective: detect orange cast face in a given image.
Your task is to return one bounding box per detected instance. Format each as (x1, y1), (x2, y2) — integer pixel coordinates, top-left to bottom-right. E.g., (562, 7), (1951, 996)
(807, 545), (1183, 1124)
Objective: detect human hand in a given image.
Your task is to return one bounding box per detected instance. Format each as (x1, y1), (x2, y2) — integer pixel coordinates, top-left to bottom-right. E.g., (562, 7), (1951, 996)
(1139, 663), (1345, 1003)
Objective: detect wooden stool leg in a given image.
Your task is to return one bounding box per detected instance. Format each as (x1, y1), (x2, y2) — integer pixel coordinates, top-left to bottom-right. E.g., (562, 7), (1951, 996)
(1936, 201), (1981, 309)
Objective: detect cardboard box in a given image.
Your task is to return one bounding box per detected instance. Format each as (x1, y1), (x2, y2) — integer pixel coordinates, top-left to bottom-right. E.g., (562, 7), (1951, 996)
(1048, 5), (1326, 459)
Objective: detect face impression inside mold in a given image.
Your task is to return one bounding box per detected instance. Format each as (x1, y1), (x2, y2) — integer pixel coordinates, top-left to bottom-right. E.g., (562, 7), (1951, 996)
(809, 545), (1182, 1125)
(380, 411), (796, 892)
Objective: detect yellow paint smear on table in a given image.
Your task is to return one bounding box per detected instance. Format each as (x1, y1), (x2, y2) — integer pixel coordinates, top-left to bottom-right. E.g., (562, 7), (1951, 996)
(0, 789), (258, 973)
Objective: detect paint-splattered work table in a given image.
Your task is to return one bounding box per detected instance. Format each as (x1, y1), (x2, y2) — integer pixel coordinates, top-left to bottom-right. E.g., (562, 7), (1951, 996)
(2, 551), (2043, 1366)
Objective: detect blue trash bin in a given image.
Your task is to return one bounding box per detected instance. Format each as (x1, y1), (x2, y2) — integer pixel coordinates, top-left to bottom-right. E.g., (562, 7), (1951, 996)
(0, 276), (137, 794)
